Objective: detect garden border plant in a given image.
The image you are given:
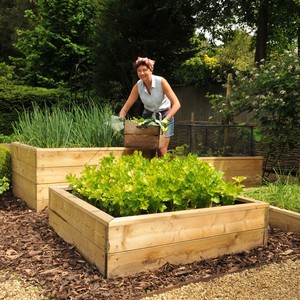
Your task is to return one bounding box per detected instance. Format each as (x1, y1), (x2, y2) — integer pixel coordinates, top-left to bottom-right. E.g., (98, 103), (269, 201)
(243, 170), (300, 213)
(0, 145), (11, 195)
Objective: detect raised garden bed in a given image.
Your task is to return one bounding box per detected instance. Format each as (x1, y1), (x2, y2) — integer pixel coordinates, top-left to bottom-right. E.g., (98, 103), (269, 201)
(11, 142), (153, 211)
(48, 187), (269, 278)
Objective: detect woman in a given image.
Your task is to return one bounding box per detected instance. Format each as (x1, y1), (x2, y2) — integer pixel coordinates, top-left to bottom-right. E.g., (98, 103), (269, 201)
(119, 57), (181, 156)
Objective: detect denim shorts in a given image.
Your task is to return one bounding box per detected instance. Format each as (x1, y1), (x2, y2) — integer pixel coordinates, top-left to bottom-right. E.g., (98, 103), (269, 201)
(142, 109), (174, 138)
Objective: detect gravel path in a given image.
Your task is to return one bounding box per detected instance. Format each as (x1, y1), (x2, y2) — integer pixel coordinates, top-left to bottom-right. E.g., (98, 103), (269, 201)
(1, 259), (299, 299)
(142, 259), (300, 300)
(0, 271), (45, 300)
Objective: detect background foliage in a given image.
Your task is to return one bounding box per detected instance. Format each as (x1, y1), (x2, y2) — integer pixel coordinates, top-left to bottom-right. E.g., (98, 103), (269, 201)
(0, 0), (299, 176)
(210, 50), (300, 175)
(0, 83), (71, 135)
(11, 0), (95, 88)
(92, 0), (197, 104)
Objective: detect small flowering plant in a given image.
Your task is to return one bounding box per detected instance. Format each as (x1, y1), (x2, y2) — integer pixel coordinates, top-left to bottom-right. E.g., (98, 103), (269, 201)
(210, 50), (300, 173)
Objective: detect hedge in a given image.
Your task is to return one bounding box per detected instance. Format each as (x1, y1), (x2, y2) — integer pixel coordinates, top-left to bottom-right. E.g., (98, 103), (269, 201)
(0, 84), (72, 135)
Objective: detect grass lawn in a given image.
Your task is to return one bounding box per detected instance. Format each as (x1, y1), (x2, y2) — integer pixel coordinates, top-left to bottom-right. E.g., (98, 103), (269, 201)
(242, 176), (300, 213)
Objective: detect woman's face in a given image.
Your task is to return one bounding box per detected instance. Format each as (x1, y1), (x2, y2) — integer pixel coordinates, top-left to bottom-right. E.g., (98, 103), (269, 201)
(137, 64), (152, 81)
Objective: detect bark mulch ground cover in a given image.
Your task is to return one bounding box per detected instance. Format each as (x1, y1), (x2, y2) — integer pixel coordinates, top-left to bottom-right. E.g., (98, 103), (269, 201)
(0, 190), (299, 300)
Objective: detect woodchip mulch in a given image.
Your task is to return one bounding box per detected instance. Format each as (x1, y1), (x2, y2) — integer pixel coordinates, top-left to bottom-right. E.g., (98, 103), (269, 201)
(0, 190), (299, 300)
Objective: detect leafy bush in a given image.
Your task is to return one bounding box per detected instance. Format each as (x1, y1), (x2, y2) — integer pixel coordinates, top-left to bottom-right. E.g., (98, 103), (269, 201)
(0, 145), (11, 195)
(0, 177), (9, 195)
(0, 134), (14, 143)
(0, 84), (71, 135)
(13, 102), (123, 148)
(67, 152), (245, 217)
(210, 50), (300, 174)
(0, 145), (11, 180)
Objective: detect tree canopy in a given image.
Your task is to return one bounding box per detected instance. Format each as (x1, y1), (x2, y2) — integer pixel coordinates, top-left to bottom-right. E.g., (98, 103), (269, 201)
(1, 0), (299, 96)
(0, 0), (36, 62)
(12, 0), (95, 87)
(92, 0), (197, 98)
(195, 0), (300, 63)
(210, 50), (300, 174)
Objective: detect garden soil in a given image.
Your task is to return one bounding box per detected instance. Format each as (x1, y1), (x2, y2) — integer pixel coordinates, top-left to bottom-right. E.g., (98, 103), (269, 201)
(0, 191), (299, 300)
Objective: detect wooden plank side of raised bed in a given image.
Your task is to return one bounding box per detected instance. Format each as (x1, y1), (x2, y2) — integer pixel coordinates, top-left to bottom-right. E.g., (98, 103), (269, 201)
(106, 228), (266, 277)
(224, 170), (261, 178)
(11, 143), (37, 168)
(200, 157), (263, 173)
(12, 172), (39, 210)
(200, 156), (263, 167)
(48, 209), (106, 275)
(49, 187), (113, 250)
(35, 147), (154, 168)
(12, 154), (36, 182)
(108, 204), (268, 253)
(224, 170), (262, 186)
(200, 157), (263, 186)
(35, 165), (87, 184)
(35, 147), (131, 168)
(269, 206), (300, 234)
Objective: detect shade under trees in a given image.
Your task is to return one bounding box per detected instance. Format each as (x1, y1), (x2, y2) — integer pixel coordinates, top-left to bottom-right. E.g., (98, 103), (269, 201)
(0, 0), (36, 62)
(92, 0), (198, 100)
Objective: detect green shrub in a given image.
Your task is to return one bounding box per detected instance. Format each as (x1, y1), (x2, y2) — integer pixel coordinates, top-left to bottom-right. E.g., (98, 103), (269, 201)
(0, 145), (11, 180)
(0, 177), (9, 195)
(0, 84), (71, 135)
(0, 145), (11, 195)
(67, 152), (245, 217)
(0, 134), (14, 143)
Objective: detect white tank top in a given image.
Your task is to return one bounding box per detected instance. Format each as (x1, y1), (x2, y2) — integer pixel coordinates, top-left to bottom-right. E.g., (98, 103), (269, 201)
(137, 75), (171, 112)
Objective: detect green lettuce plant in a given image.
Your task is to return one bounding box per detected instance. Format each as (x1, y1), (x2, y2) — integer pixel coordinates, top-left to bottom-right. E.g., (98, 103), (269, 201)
(67, 152), (245, 217)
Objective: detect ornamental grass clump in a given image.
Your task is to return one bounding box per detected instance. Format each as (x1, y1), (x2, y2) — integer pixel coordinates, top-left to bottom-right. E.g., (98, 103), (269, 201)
(67, 151), (245, 217)
(13, 102), (123, 148)
(243, 171), (300, 213)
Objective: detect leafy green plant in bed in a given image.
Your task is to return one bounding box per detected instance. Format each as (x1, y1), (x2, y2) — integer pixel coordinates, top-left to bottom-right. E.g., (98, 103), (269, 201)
(67, 152), (245, 217)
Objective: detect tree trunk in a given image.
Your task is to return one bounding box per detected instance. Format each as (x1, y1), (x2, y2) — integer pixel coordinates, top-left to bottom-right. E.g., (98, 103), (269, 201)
(255, 0), (269, 64)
